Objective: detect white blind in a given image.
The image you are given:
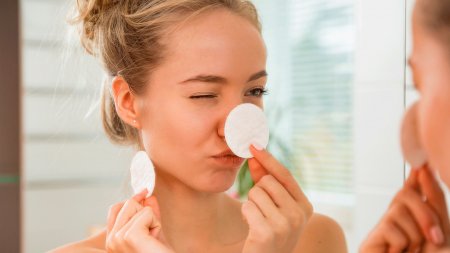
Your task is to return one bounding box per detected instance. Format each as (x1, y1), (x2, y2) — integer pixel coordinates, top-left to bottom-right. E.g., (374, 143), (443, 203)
(288, 0), (354, 193)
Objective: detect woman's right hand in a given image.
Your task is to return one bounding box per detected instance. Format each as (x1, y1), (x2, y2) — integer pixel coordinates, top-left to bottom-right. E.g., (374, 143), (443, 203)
(360, 166), (450, 253)
(105, 189), (174, 253)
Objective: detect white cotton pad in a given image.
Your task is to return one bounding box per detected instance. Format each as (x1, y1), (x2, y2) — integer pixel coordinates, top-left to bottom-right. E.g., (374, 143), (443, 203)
(401, 102), (427, 168)
(224, 103), (269, 158)
(130, 151), (155, 197)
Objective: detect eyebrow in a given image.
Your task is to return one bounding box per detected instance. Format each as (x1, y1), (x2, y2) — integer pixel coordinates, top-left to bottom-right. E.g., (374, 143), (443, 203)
(179, 70), (267, 85)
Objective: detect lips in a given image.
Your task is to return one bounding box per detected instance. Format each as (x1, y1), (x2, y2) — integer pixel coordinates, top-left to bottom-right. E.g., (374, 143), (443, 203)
(213, 149), (237, 157)
(212, 149), (245, 167)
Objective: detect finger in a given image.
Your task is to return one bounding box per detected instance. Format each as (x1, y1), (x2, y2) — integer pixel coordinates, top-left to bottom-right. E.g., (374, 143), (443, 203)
(144, 196), (161, 221)
(247, 185), (282, 219)
(257, 175), (295, 208)
(107, 201), (125, 234)
(132, 188), (149, 204)
(396, 186), (444, 245)
(419, 166), (450, 240)
(380, 222), (409, 253)
(419, 166), (449, 221)
(248, 158), (268, 183)
(120, 207), (172, 253)
(241, 200), (271, 239)
(133, 206), (162, 238)
(120, 206), (161, 237)
(249, 145), (305, 202)
(389, 204), (424, 252)
(404, 167), (420, 188)
(111, 198), (144, 234)
(143, 196), (165, 240)
(115, 207), (166, 252)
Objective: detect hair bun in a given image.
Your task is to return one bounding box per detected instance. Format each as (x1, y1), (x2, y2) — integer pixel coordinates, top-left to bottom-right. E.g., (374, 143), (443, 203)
(69, 0), (119, 55)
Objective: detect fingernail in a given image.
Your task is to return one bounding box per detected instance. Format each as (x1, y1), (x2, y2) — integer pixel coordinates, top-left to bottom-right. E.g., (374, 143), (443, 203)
(252, 143), (264, 151)
(430, 225), (444, 245)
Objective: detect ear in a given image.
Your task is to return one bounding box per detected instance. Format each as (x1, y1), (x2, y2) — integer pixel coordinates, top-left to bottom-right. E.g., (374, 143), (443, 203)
(111, 76), (142, 129)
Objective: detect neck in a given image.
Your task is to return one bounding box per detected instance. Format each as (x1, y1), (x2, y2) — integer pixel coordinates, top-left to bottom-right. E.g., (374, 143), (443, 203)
(152, 170), (247, 251)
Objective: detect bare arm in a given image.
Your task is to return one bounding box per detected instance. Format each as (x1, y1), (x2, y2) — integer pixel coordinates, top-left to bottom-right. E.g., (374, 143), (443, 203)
(294, 213), (347, 253)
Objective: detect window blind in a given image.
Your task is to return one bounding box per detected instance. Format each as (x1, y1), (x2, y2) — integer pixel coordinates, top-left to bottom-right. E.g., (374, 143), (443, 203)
(288, 0), (354, 193)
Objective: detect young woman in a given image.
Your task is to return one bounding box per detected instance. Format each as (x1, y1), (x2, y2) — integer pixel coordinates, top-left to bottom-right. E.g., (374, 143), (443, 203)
(50, 0), (347, 252)
(360, 0), (450, 252)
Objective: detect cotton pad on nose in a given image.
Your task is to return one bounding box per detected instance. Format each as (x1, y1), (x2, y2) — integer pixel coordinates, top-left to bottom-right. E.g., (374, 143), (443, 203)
(130, 151), (155, 197)
(401, 102), (427, 168)
(224, 103), (269, 158)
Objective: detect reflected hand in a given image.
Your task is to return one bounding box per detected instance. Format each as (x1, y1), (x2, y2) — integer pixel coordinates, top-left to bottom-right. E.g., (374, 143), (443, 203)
(360, 166), (450, 253)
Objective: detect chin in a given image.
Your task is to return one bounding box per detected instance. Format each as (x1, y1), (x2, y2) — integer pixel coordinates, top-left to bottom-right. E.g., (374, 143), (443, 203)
(195, 172), (237, 193)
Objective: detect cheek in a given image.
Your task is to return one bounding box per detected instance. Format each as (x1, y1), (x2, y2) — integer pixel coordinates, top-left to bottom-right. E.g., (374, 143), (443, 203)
(418, 82), (450, 175)
(142, 100), (218, 166)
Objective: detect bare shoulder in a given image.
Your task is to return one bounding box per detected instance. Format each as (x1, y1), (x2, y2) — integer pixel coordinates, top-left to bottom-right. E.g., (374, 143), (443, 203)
(294, 213), (347, 253)
(48, 228), (107, 253)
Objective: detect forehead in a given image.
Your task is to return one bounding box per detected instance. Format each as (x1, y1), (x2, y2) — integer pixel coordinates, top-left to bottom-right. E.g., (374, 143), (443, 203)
(161, 9), (267, 79)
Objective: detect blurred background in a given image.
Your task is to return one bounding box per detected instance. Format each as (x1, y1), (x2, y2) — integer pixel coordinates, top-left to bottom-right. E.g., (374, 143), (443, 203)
(0, 0), (421, 252)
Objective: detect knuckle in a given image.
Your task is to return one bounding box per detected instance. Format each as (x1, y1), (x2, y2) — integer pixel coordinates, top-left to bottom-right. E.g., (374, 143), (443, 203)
(392, 237), (408, 252)
(409, 238), (423, 252)
(108, 202), (123, 214)
(247, 187), (260, 200)
(395, 188), (408, 201)
(259, 175), (274, 186)
(274, 217), (290, 236)
(123, 230), (136, 245)
(143, 206), (153, 216)
(301, 201), (314, 219)
(105, 238), (115, 251)
(390, 203), (406, 217)
(258, 228), (274, 243)
(113, 231), (126, 245)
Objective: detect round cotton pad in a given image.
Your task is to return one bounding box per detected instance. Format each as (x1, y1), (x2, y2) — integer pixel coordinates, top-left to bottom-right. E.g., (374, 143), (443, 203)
(224, 103), (269, 158)
(401, 102), (427, 168)
(130, 151), (155, 197)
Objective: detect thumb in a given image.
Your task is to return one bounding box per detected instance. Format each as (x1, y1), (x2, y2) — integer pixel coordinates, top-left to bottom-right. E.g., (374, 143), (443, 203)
(145, 196), (161, 220)
(144, 196), (167, 242)
(248, 158), (268, 183)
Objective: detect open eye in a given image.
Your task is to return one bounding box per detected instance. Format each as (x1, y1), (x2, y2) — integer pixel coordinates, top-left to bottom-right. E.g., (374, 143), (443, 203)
(246, 87), (269, 97)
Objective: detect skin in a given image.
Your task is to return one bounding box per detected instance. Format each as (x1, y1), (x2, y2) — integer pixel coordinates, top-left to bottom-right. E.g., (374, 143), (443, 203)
(50, 8), (347, 253)
(360, 0), (450, 252)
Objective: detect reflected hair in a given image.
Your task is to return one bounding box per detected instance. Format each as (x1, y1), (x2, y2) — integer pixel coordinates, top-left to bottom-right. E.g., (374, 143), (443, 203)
(419, 0), (450, 44)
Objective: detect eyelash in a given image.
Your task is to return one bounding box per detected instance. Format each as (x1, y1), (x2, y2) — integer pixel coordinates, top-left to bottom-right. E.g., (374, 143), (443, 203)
(190, 88), (269, 99)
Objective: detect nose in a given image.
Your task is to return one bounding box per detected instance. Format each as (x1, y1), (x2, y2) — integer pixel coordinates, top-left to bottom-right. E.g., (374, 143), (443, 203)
(217, 99), (246, 139)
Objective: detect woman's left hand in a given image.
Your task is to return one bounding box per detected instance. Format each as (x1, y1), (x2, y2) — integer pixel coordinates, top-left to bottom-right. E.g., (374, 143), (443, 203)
(241, 145), (313, 253)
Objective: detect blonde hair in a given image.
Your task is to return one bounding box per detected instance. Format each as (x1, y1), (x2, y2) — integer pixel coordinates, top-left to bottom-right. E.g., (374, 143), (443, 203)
(69, 0), (261, 149)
